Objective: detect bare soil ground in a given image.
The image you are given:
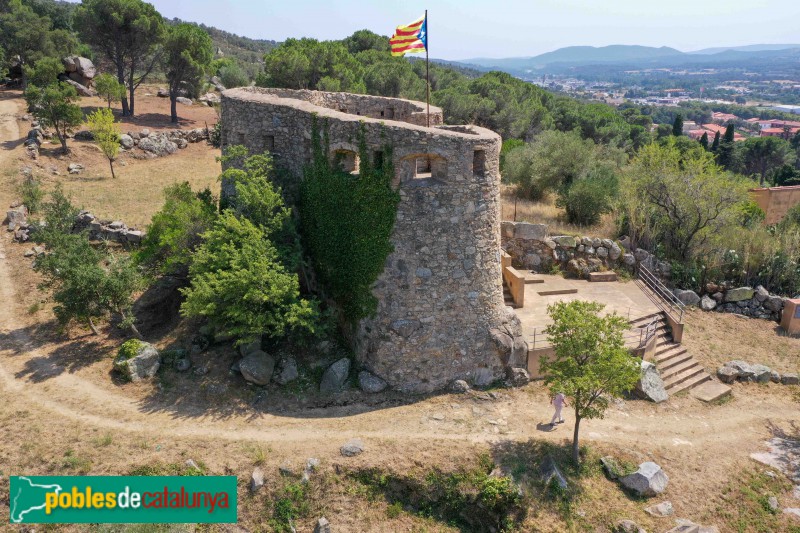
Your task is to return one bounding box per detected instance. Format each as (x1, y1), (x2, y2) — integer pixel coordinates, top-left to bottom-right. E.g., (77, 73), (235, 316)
(1, 90), (800, 532)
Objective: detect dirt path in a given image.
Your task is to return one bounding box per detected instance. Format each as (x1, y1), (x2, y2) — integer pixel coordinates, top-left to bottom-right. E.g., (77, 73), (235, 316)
(0, 93), (790, 469)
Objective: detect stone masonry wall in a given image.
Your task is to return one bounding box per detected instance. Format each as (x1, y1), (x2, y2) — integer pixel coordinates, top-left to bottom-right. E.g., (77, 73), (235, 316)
(220, 88), (520, 393)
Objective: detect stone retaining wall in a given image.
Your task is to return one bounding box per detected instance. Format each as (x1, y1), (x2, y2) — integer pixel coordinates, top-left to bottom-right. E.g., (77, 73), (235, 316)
(500, 221), (671, 279)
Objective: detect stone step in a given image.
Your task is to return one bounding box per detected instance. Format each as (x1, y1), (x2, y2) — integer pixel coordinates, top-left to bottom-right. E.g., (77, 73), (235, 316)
(656, 350), (691, 370)
(628, 311), (664, 327)
(655, 343), (685, 360)
(664, 364), (707, 391)
(537, 288), (579, 296)
(660, 356), (700, 380)
(691, 381), (732, 403)
(524, 275), (545, 284)
(589, 271), (617, 282)
(666, 372), (711, 395)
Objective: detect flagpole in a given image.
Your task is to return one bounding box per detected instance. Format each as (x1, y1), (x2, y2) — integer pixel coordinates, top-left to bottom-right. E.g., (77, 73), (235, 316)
(425, 9), (430, 128)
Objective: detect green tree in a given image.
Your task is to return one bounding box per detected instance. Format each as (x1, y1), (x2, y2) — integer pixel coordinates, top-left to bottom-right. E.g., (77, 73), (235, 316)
(672, 113), (683, 137)
(503, 130), (624, 200)
(25, 56), (63, 87)
(0, 1), (57, 88)
(179, 211), (317, 343)
(75, 0), (165, 117)
(557, 167), (618, 226)
(33, 187), (143, 337)
(85, 108), (120, 179)
(541, 300), (640, 464)
(135, 183), (218, 278)
(93, 73), (125, 108)
(733, 136), (793, 186)
(716, 124), (737, 169)
(699, 132), (709, 151)
(217, 62), (249, 88)
(711, 130), (721, 152)
(162, 23), (213, 124)
(260, 38), (365, 93)
(623, 143), (750, 258)
(24, 81), (83, 153)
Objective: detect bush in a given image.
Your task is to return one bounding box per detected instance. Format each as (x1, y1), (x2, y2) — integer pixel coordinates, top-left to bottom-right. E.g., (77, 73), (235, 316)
(18, 177), (44, 214)
(117, 338), (143, 361)
(134, 182), (218, 278)
(558, 179), (612, 226)
(218, 63), (249, 88)
(209, 122), (221, 148)
(179, 211), (317, 342)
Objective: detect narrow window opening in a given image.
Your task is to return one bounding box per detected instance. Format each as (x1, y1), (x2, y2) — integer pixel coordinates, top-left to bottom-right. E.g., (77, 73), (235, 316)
(264, 135), (275, 152)
(373, 150), (384, 169)
(473, 150), (486, 177)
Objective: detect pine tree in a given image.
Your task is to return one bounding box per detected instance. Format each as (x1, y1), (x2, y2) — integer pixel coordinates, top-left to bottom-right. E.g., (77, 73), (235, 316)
(699, 132), (709, 151)
(672, 114), (684, 137)
(711, 131), (721, 152)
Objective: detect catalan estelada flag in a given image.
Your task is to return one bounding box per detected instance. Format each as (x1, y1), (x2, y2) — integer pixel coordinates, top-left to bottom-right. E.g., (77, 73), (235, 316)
(390, 14), (427, 56)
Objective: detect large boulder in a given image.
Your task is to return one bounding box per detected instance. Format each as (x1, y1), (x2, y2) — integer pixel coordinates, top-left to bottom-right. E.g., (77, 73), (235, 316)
(138, 134), (178, 157)
(724, 360), (755, 381)
(764, 295), (785, 313)
(72, 56), (96, 79)
(6, 207), (27, 231)
(239, 350), (276, 386)
(620, 461), (669, 497)
(320, 357), (350, 393)
(273, 357), (299, 385)
(717, 366), (738, 384)
(700, 295), (717, 311)
(634, 360), (668, 403)
(514, 222), (547, 241)
(358, 370), (387, 393)
(119, 134), (134, 149)
(751, 364), (772, 383)
(725, 287), (755, 302)
(674, 289), (701, 307)
(552, 235), (577, 248)
(781, 373), (799, 385)
(113, 340), (160, 382)
(176, 96), (193, 106)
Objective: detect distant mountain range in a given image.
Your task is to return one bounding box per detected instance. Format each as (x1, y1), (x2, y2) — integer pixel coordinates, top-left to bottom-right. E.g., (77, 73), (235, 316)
(458, 44), (800, 75)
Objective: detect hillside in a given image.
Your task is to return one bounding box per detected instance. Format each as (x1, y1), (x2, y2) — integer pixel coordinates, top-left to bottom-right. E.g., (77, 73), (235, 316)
(460, 43), (800, 76)
(465, 45), (683, 71)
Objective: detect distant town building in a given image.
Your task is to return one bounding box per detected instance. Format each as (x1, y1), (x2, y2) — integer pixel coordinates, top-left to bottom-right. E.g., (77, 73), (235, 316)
(770, 104), (800, 115)
(688, 123), (745, 142)
(712, 112), (738, 124)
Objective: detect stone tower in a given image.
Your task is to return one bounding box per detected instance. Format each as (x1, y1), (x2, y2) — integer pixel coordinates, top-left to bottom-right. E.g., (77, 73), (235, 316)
(220, 87), (525, 393)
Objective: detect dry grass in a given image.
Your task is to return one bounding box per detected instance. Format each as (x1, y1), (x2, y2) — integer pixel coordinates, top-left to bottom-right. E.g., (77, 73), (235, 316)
(682, 309), (800, 374)
(500, 187), (617, 238)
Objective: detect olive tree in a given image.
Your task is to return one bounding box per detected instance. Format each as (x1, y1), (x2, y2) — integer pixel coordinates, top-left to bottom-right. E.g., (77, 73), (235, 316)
(24, 81), (83, 153)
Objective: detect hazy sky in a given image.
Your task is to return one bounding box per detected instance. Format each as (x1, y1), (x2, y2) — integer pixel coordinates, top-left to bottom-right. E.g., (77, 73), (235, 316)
(83, 0), (800, 60)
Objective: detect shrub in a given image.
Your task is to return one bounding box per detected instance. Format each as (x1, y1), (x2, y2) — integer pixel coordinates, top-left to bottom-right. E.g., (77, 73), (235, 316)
(18, 177), (44, 214)
(117, 338), (143, 361)
(134, 182), (218, 278)
(179, 212), (318, 343)
(218, 63), (249, 89)
(209, 121), (221, 148)
(558, 179), (611, 226)
(34, 183), (79, 243)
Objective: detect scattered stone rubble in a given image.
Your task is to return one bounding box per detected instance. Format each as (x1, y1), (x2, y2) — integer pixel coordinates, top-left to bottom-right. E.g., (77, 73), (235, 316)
(6, 206), (145, 245)
(717, 360), (798, 385)
(672, 283), (787, 322)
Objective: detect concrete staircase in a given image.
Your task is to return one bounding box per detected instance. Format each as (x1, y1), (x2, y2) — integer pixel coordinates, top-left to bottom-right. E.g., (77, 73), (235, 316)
(629, 312), (711, 395)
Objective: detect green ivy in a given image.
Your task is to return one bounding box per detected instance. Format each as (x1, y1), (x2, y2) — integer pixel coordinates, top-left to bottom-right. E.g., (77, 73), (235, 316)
(299, 117), (399, 322)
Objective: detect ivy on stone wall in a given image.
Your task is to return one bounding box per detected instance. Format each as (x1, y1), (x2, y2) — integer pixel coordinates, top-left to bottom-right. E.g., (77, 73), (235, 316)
(299, 117), (399, 322)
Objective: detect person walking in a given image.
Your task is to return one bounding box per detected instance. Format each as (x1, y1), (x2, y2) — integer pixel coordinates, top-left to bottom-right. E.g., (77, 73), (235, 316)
(550, 392), (567, 426)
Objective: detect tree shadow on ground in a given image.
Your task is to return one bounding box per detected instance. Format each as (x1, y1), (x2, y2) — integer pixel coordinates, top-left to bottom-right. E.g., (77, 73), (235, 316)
(0, 319), (120, 382)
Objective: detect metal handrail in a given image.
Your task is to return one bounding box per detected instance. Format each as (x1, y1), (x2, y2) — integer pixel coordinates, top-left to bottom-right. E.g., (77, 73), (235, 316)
(528, 315), (660, 352)
(636, 264), (685, 323)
